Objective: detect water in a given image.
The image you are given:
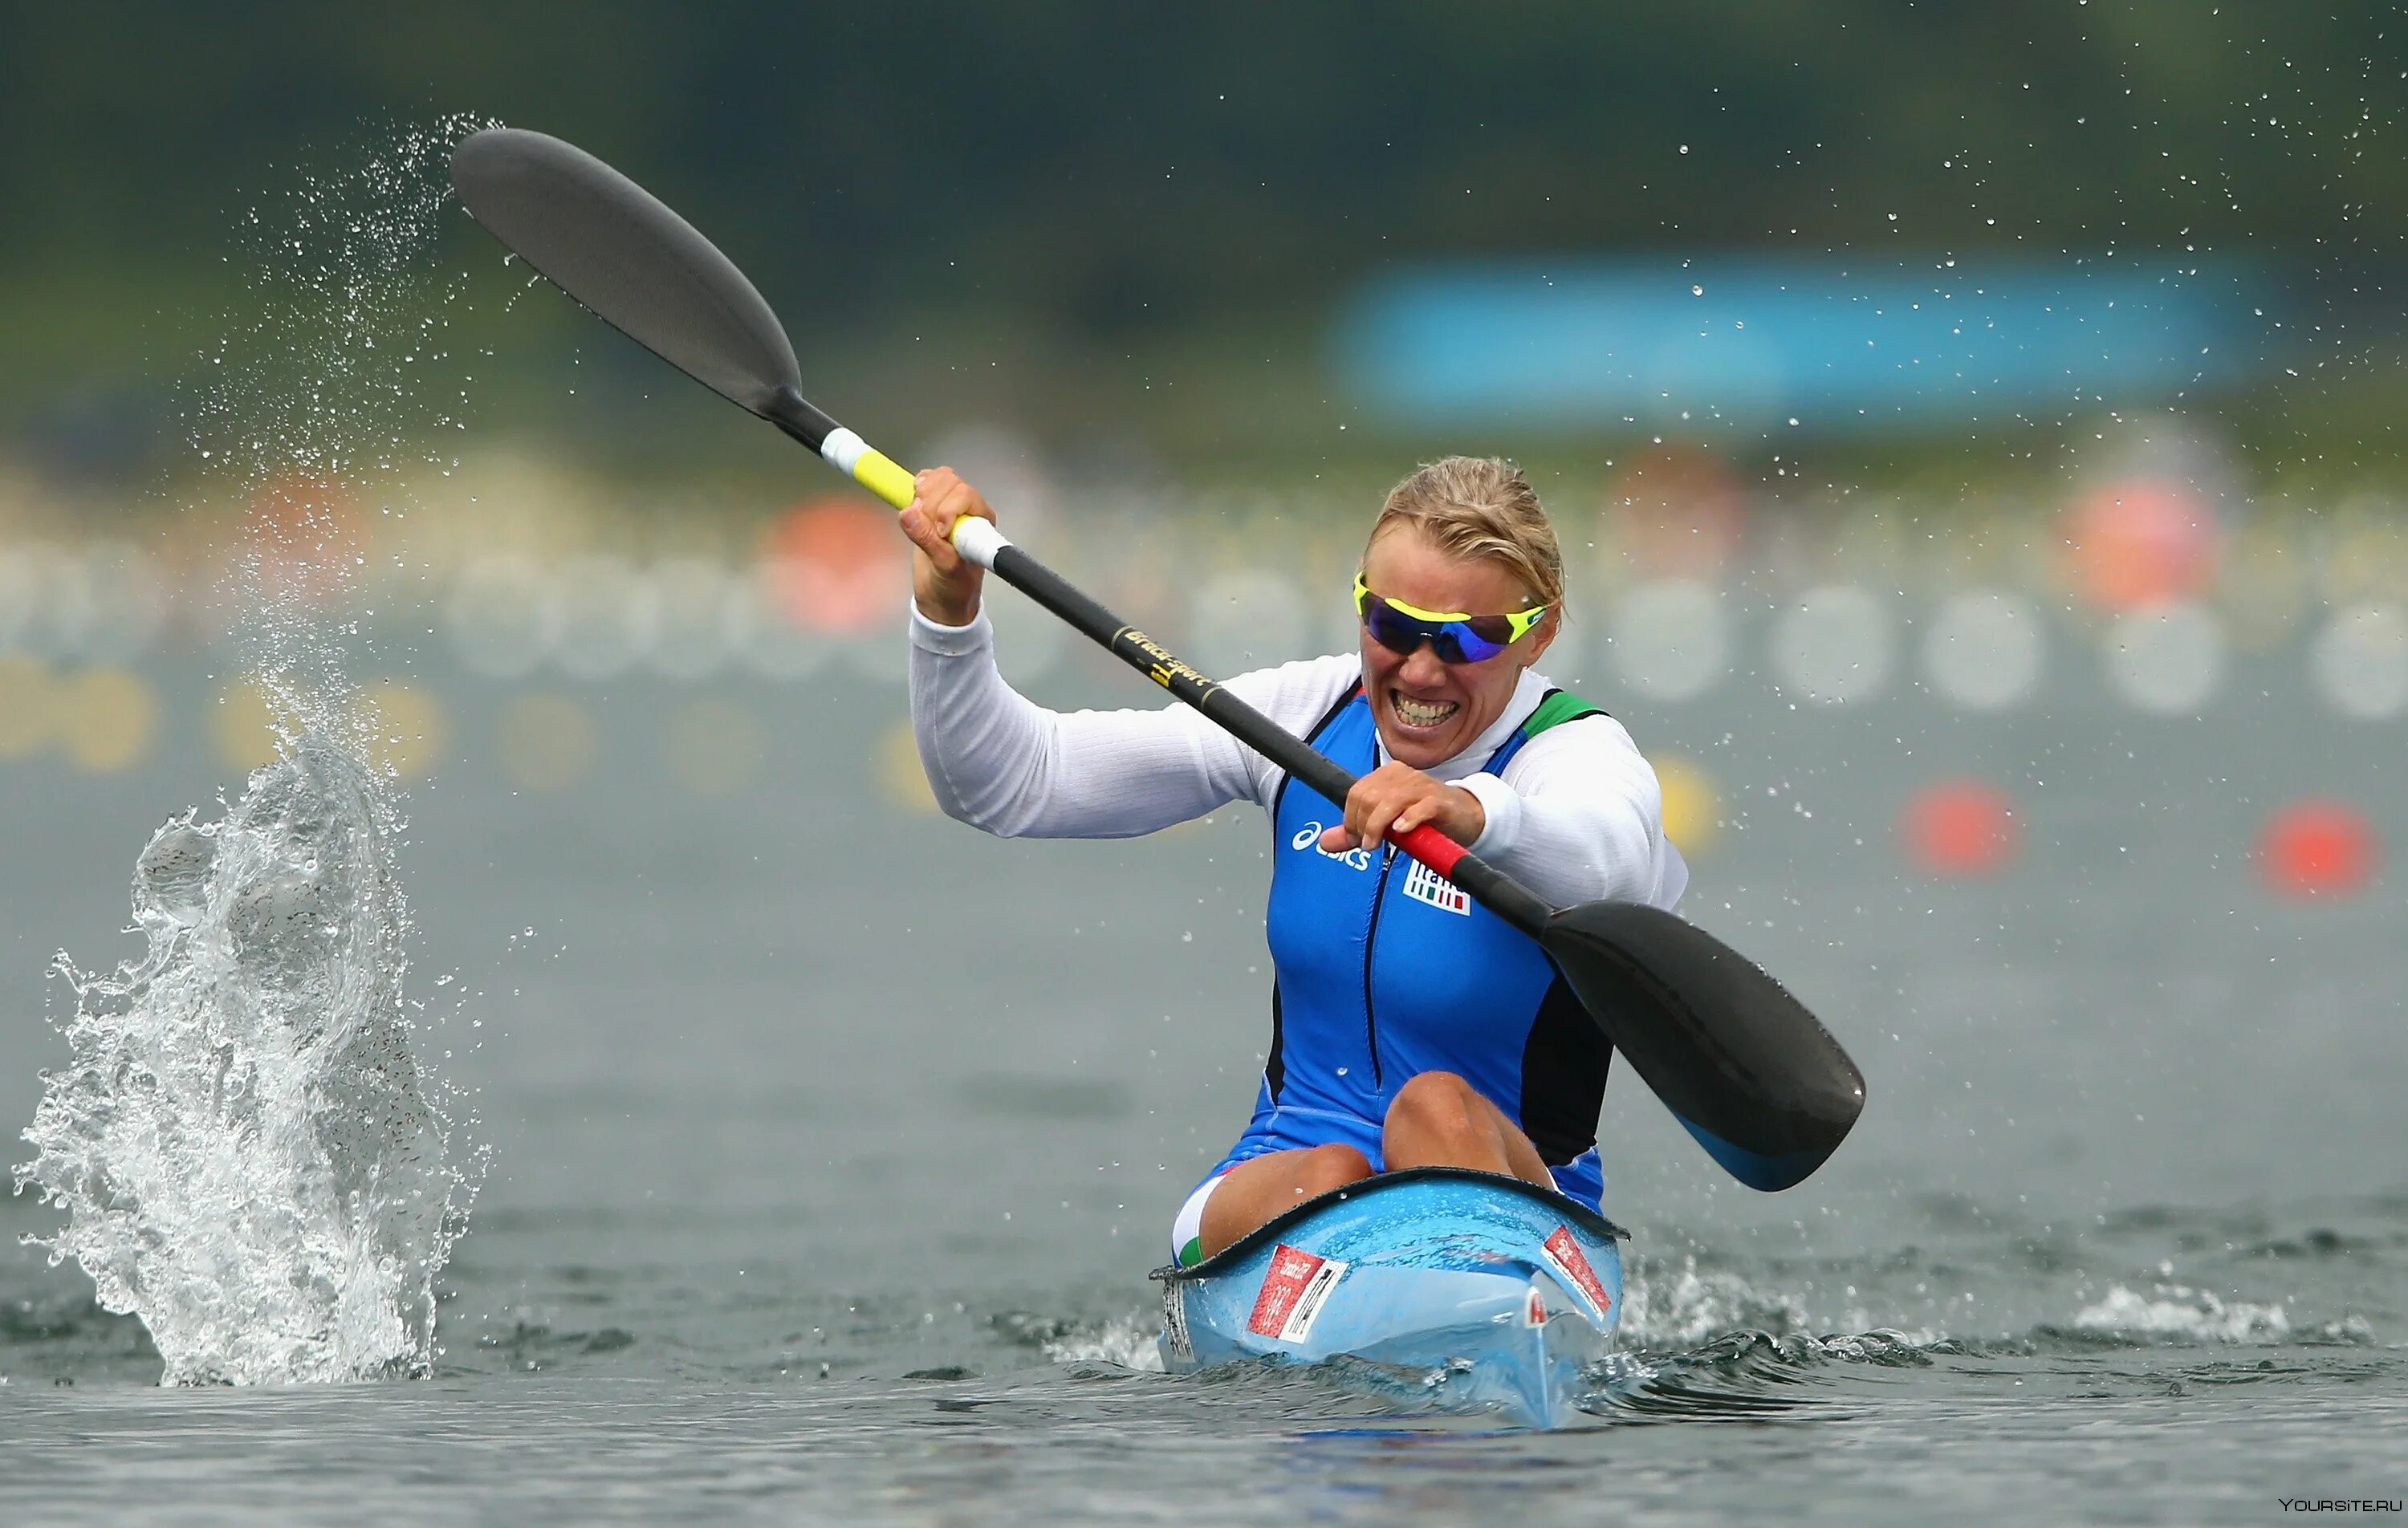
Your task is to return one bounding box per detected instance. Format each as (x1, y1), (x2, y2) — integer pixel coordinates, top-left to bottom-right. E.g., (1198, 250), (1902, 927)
(1, 661), (2402, 1522)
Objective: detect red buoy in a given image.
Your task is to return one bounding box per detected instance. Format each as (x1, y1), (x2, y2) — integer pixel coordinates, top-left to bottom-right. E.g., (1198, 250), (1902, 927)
(1901, 780), (2018, 877)
(2259, 799), (2377, 899)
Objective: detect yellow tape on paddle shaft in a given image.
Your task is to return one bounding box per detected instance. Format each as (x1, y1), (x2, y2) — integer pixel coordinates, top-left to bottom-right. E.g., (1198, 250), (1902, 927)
(849, 447), (917, 511)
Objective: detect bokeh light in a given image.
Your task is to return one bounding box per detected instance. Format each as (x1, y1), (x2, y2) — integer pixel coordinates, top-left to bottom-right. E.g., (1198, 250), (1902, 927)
(1608, 579), (1729, 702)
(2308, 603), (2408, 721)
(552, 555), (659, 682)
(646, 559), (744, 681)
(2258, 799), (2377, 900)
(1772, 584), (1895, 704)
(244, 473), (366, 608)
(877, 717), (938, 815)
(2061, 477), (2220, 612)
(764, 497), (909, 635)
(742, 559), (835, 681)
(56, 666), (157, 774)
(1922, 589), (2044, 712)
(213, 679), (287, 773)
(2102, 600), (2226, 715)
(357, 681), (444, 780)
(1900, 779), (2018, 877)
(1603, 447), (1744, 579)
(448, 555), (560, 679)
(1653, 755), (1717, 855)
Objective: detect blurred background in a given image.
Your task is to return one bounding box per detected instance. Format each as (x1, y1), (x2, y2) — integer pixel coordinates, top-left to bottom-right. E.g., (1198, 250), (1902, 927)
(2, 4), (2403, 1251)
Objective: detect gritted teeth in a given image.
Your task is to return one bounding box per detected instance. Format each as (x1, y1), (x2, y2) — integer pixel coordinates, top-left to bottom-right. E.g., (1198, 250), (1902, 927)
(1390, 691), (1459, 729)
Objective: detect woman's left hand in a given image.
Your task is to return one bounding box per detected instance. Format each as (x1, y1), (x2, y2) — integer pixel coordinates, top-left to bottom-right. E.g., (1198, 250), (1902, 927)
(1320, 762), (1487, 854)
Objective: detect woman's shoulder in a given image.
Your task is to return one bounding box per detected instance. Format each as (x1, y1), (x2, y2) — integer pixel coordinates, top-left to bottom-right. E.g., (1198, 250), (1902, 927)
(1220, 652), (1365, 730)
(1506, 672), (1646, 761)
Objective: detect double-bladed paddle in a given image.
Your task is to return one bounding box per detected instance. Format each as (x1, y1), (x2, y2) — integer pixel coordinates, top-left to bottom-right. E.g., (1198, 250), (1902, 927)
(448, 127), (1865, 1191)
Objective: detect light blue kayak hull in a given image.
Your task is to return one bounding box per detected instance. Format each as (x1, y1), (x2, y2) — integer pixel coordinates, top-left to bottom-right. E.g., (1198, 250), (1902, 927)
(1153, 1168), (1625, 1429)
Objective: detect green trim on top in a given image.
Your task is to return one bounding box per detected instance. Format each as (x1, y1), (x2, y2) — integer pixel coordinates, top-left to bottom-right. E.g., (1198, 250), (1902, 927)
(1522, 689), (1605, 739)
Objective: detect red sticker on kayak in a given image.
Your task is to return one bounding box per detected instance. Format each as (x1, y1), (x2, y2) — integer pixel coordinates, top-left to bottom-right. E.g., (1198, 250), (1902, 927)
(1248, 1244), (1348, 1342)
(1540, 1226), (1613, 1318)
(1523, 1286), (1548, 1327)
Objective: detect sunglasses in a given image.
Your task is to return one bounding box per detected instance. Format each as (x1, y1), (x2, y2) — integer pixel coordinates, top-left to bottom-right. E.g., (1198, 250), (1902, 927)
(1354, 575), (1549, 664)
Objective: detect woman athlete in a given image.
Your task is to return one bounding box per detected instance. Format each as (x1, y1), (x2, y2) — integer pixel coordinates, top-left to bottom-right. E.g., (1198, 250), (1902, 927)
(899, 456), (1688, 1268)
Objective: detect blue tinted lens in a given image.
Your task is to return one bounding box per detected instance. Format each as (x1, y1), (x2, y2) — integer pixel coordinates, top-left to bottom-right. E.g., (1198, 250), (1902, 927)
(1437, 623), (1510, 663)
(1361, 600), (1509, 664)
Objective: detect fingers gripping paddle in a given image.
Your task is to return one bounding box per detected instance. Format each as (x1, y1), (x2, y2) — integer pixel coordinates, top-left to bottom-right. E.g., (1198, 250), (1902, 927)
(449, 127), (1865, 1191)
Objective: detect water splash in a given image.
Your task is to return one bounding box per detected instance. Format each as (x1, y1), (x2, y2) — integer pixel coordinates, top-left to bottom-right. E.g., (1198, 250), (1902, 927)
(2073, 1282), (2293, 1344)
(14, 117), (496, 1384)
(186, 112), (496, 688)
(1618, 1254), (1811, 1348)
(16, 731), (474, 1384)
(1040, 1312), (1167, 1372)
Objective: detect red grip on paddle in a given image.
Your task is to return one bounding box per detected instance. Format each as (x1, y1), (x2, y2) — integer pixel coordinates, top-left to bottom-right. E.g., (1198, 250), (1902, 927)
(1393, 823), (1467, 880)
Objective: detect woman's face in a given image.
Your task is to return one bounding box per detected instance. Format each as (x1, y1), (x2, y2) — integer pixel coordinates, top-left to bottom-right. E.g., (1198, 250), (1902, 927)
(1357, 526), (1556, 770)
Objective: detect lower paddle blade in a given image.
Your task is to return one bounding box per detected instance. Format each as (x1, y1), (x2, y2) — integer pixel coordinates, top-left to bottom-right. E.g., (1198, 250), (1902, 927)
(449, 128), (803, 421)
(1541, 902), (1864, 1191)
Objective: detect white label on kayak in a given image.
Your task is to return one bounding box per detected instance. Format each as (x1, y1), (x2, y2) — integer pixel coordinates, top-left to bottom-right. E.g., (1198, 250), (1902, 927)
(1248, 1245), (1348, 1343)
(1162, 1282), (1194, 1363)
(1540, 1226), (1614, 1321)
(1280, 1256), (1348, 1343)
(1402, 859), (1472, 916)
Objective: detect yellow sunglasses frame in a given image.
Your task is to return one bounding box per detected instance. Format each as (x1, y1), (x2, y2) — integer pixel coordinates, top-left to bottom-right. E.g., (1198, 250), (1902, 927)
(1352, 574), (1550, 648)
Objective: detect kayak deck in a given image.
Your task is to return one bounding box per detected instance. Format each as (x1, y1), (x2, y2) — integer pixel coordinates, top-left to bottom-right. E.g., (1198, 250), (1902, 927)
(1153, 1167), (1626, 1429)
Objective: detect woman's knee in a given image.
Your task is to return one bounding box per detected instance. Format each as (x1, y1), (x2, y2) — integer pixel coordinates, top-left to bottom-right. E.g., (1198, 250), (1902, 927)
(1385, 1071), (1484, 1139)
(1296, 1142), (1374, 1193)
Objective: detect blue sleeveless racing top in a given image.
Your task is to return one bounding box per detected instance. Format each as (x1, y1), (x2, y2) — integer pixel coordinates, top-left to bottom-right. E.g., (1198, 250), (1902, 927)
(1205, 684), (1614, 1208)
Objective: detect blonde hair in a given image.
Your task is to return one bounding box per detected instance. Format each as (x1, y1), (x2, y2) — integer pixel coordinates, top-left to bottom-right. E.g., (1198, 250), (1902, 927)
(1365, 456), (1564, 612)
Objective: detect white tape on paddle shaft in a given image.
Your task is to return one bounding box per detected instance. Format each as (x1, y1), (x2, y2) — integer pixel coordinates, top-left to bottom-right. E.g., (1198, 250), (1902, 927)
(818, 426), (871, 475)
(947, 513), (1011, 570)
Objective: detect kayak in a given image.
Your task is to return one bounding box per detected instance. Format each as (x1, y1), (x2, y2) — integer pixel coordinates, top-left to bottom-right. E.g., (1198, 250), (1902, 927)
(1153, 1166), (1625, 1428)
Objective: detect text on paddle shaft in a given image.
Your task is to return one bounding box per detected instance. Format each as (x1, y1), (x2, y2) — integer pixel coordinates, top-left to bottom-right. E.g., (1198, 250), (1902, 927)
(1112, 626), (1219, 699)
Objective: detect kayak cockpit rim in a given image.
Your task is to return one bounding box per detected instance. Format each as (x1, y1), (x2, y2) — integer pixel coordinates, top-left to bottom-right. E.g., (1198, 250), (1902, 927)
(1149, 1164), (1629, 1284)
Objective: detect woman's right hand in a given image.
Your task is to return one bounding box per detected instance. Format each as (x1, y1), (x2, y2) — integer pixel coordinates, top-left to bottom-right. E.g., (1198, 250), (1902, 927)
(898, 466), (995, 627)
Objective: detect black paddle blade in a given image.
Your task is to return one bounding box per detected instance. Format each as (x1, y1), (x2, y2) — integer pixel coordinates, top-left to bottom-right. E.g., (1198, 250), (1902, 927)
(1541, 902), (1864, 1191)
(449, 128), (803, 423)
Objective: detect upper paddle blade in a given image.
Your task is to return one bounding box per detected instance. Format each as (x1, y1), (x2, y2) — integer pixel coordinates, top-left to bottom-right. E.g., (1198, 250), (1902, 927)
(1542, 902), (1864, 1191)
(449, 127), (803, 421)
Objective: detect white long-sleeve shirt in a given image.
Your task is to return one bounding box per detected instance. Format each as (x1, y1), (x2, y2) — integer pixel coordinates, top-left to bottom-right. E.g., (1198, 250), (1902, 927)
(908, 603), (1688, 911)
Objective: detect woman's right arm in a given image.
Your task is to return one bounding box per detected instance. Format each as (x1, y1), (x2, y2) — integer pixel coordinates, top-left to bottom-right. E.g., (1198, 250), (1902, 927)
(910, 608), (1260, 838)
(899, 466), (1354, 838)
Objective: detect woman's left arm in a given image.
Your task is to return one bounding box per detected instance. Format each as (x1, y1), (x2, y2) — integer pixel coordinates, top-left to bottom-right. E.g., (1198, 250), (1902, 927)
(1455, 717), (1686, 910)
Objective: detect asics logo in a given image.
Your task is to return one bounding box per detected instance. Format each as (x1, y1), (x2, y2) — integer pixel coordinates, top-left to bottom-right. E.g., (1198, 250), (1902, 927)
(1288, 823), (1374, 872)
